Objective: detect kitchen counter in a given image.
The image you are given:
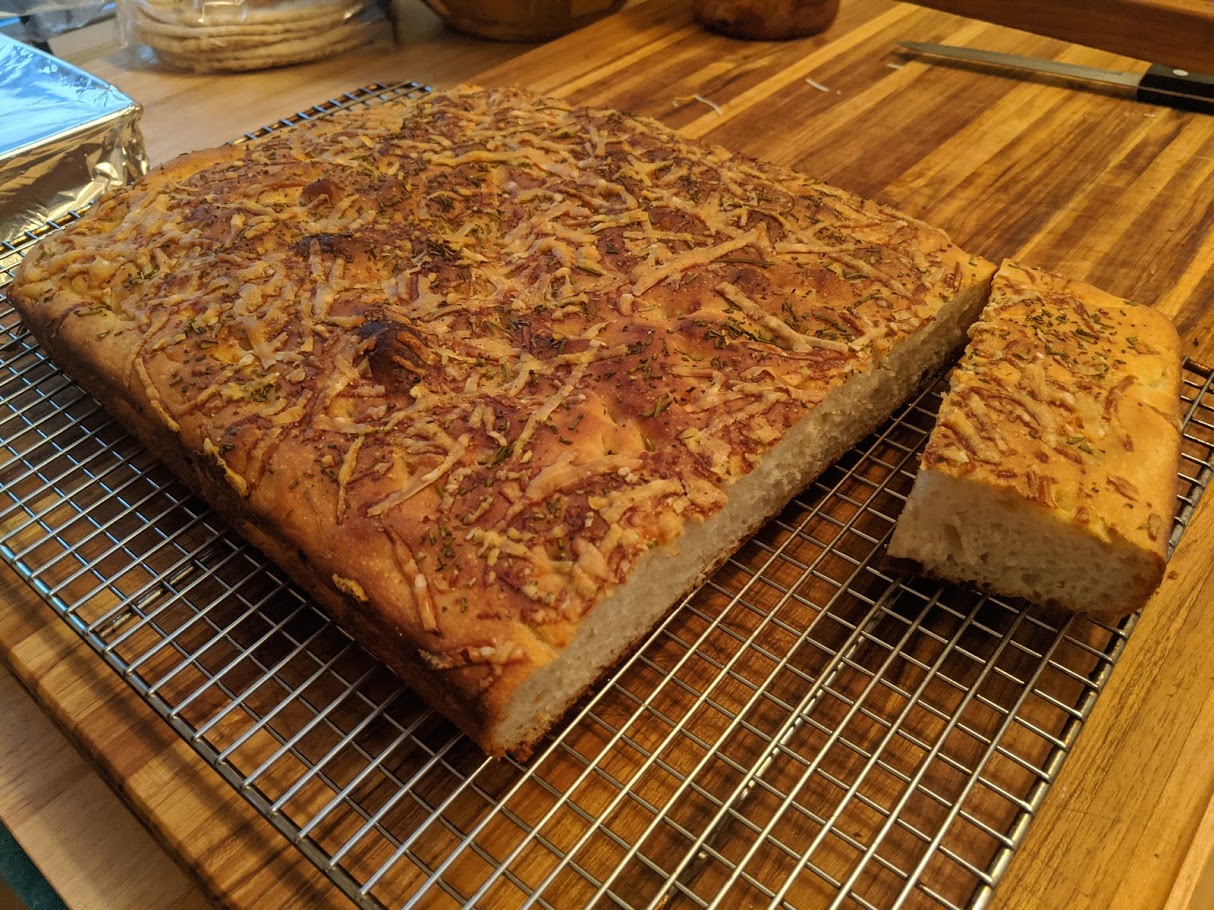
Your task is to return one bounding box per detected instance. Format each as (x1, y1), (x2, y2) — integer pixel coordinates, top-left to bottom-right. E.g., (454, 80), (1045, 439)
(2, 1), (1214, 908)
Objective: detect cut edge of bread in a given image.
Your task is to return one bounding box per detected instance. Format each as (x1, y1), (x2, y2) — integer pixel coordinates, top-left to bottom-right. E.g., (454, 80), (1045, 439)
(887, 468), (1166, 618)
(488, 269), (995, 757)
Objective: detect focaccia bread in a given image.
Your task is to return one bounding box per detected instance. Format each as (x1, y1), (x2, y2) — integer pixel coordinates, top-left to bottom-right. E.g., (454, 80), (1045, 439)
(888, 261), (1182, 618)
(7, 84), (994, 756)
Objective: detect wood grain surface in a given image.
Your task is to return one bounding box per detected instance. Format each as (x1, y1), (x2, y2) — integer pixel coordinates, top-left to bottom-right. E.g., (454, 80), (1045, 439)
(909, 0), (1214, 71)
(0, 660), (206, 910)
(2, 1), (1213, 909)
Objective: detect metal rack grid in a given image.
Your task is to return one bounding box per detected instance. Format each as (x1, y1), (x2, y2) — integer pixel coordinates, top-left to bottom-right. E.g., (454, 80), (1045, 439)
(2, 83), (1213, 910)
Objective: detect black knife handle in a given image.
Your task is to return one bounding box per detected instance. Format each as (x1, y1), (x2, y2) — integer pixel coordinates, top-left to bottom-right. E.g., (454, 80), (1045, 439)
(1137, 63), (1214, 114)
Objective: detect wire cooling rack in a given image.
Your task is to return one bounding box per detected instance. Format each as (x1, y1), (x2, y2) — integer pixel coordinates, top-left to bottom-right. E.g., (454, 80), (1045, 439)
(2, 82), (1214, 910)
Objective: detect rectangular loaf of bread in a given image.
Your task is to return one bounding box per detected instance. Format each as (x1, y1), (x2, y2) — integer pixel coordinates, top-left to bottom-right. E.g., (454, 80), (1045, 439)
(7, 85), (995, 756)
(888, 261), (1182, 618)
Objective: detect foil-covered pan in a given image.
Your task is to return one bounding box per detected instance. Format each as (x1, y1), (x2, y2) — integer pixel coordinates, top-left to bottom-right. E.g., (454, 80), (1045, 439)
(0, 34), (147, 245)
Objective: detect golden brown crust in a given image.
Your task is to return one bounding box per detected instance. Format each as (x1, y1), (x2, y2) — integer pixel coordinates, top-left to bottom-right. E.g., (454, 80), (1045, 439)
(917, 261), (1182, 611)
(7, 84), (993, 752)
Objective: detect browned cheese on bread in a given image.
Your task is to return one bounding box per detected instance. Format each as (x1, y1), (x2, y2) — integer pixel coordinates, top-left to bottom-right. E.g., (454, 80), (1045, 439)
(888, 261), (1183, 618)
(7, 85), (995, 755)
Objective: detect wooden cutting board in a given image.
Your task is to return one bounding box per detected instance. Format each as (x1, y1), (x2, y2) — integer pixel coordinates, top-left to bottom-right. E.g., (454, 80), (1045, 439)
(3, 2), (1214, 909)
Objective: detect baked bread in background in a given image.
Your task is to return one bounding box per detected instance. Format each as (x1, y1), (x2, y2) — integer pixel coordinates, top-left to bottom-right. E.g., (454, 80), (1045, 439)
(7, 85), (996, 756)
(122, 0), (385, 72)
(888, 261), (1183, 618)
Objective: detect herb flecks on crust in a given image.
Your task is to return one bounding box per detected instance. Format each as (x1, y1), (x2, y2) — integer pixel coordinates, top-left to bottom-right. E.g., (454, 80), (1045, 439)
(14, 85), (979, 684)
(923, 262), (1178, 547)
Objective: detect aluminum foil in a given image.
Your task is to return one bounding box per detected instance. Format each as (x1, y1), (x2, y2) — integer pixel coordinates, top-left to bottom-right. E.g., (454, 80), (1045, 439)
(0, 34), (147, 246)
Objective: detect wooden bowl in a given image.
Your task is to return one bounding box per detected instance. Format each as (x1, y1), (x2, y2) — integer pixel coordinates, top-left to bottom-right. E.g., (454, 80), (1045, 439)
(693, 0), (839, 39)
(420, 0), (627, 41)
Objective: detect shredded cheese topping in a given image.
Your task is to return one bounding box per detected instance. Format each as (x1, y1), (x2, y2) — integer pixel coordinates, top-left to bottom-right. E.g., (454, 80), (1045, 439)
(13, 84), (981, 674)
(923, 262), (1178, 546)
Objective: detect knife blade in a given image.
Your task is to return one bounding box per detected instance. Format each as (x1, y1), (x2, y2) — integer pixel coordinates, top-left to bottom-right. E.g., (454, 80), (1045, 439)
(898, 41), (1214, 114)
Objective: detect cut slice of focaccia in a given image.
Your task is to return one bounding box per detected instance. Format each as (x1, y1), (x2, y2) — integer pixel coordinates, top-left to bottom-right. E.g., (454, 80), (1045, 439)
(889, 261), (1182, 617)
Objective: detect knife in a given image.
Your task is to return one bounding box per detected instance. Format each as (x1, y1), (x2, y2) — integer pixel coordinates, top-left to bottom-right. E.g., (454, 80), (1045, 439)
(898, 41), (1214, 114)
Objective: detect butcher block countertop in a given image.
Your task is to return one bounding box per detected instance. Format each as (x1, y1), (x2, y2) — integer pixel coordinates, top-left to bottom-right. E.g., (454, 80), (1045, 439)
(2, 1), (1214, 908)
